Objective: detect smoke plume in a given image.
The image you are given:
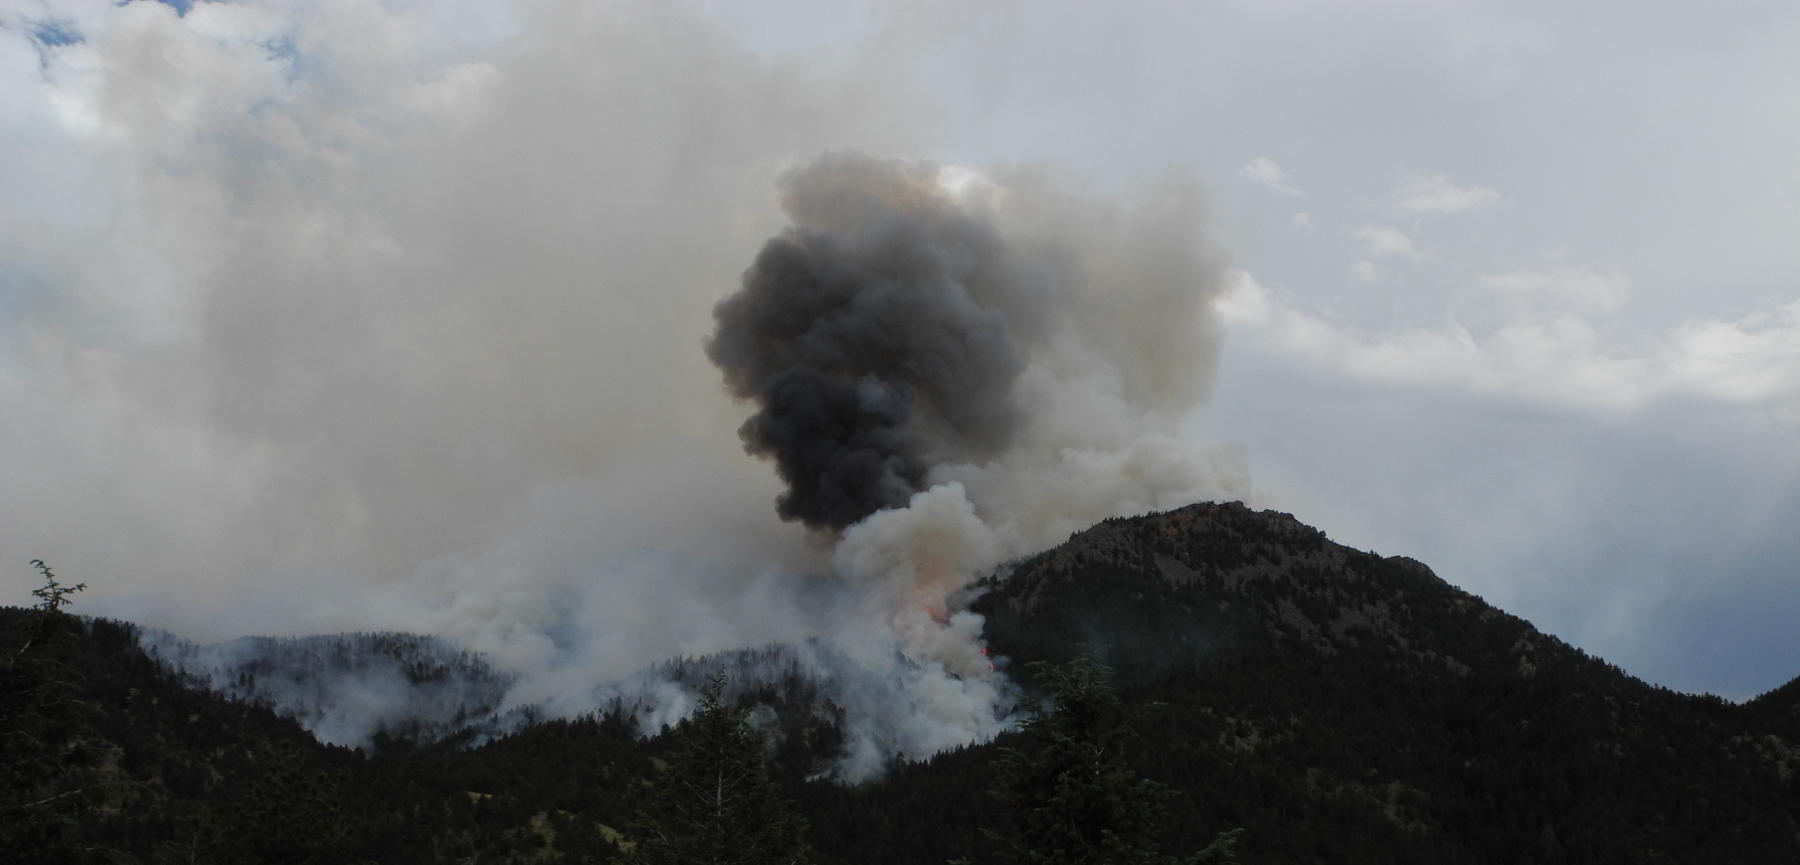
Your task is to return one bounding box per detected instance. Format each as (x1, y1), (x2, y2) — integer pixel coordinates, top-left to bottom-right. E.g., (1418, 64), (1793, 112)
(710, 153), (1243, 541)
(2, 0), (1246, 776)
(694, 153), (1248, 775)
(707, 155), (1033, 530)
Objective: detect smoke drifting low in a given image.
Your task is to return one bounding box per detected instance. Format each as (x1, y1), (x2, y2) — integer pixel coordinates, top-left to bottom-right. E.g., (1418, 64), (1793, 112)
(1, 1), (1246, 776)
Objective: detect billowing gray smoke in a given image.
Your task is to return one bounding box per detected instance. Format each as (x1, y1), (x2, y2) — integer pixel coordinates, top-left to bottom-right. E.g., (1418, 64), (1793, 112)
(707, 155), (1048, 531)
(7, 0), (1248, 781)
(129, 147), (1245, 778)
(694, 154), (1246, 778)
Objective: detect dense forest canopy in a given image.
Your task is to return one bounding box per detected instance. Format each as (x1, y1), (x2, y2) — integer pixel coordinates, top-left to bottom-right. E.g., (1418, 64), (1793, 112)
(5, 502), (1799, 863)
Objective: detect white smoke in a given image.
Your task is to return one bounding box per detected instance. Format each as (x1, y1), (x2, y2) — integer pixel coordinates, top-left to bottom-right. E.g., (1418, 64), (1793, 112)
(140, 629), (517, 748)
(2, 1), (1246, 775)
(781, 167), (1247, 775)
(824, 483), (1019, 778)
(2, 0), (895, 638)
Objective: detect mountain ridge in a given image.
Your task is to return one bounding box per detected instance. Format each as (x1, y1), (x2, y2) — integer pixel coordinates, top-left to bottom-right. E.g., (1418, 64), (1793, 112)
(8, 499), (1800, 863)
(943, 500), (1800, 862)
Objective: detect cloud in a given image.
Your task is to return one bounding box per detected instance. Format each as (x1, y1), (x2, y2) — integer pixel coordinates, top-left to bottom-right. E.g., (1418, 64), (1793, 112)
(1355, 225), (1418, 257)
(1665, 301), (1800, 404)
(1480, 267), (1628, 313)
(0, 0), (907, 641)
(7, 0), (1795, 728)
(1220, 272), (1800, 413)
(0, 1), (1253, 769)
(787, 0), (1800, 699)
(1239, 155), (1302, 194)
(1389, 172), (1501, 215)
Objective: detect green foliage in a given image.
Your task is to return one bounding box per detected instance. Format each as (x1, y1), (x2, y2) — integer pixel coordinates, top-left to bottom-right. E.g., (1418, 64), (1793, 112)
(969, 502), (1800, 863)
(206, 742), (350, 865)
(984, 656), (1237, 865)
(1, 560), (111, 862)
(153, 806), (228, 865)
(6, 502), (1800, 863)
(626, 673), (811, 865)
(29, 560), (86, 614)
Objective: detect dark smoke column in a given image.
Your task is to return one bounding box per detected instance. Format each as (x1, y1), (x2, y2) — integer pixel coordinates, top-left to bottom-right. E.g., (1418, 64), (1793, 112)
(706, 154), (1033, 532)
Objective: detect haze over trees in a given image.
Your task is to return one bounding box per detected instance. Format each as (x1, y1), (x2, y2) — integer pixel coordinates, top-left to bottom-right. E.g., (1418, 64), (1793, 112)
(2, 561), (108, 861)
(981, 656), (1241, 865)
(4, 502), (1799, 863)
(625, 673), (811, 865)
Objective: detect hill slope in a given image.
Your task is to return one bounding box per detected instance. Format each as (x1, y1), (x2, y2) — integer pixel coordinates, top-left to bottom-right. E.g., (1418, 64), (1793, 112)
(6, 501), (1798, 863)
(970, 502), (1800, 862)
(806, 502), (1800, 863)
(141, 630), (517, 747)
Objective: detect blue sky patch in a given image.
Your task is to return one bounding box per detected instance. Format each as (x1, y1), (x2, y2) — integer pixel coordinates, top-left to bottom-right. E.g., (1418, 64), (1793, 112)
(31, 21), (83, 47)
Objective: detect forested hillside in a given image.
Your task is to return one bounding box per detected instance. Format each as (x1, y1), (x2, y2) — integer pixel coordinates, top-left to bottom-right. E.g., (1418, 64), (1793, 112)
(967, 503), (1800, 862)
(5, 502), (1798, 863)
(141, 630), (517, 747)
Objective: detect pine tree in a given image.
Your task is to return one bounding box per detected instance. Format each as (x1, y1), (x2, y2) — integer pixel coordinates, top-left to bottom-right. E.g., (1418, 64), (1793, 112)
(150, 742), (352, 865)
(984, 656), (1240, 865)
(215, 742), (352, 865)
(0, 560), (109, 861)
(626, 673), (810, 865)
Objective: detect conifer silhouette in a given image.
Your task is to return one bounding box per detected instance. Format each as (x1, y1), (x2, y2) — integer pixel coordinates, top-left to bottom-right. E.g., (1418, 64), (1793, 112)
(985, 656), (1239, 865)
(627, 673), (811, 865)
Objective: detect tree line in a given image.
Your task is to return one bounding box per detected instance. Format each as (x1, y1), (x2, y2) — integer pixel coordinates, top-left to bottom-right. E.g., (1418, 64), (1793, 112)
(2, 563), (1238, 865)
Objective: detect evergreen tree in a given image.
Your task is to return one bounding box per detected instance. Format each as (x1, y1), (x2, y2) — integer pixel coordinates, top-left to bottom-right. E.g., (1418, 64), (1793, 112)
(211, 742), (352, 865)
(627, 674), (810, 865)
(153, 806), (228, 865)
(0, 560), (109, 862)
(985, 656), (1239, 865)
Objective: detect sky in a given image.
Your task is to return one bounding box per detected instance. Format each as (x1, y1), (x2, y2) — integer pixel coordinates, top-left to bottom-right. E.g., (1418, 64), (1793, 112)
(2, 0), (1797, 701)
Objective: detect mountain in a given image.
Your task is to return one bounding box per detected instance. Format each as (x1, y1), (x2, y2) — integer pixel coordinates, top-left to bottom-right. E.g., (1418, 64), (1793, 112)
(964, 502), (1800, 862)
(6, 501), (1798, 863)
(140, 630), (518, 747)
(794, 502), (1800, 864)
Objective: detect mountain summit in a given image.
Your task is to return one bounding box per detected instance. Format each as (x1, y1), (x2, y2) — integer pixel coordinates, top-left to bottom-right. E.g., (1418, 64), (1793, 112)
(930, 501), (1800, 862)
(6, 501), (1798, 863)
